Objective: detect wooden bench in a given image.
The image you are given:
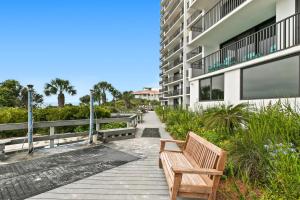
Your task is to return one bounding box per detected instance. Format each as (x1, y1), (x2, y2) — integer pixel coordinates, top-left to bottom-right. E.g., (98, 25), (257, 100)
(159, 132), (227, 200)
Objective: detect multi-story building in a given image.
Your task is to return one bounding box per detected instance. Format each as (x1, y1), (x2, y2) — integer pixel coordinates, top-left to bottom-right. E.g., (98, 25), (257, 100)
(132, 88), (160, 101)
(160, 0), (300, 110)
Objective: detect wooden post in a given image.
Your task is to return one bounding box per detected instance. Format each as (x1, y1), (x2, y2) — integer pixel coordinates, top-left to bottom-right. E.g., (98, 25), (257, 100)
(27, 85), (34, 154)
(0, 143), (5, 160)
(50, 126), (55, 148)
(88, 90), (94, 144)
(93, 123), (100, 143)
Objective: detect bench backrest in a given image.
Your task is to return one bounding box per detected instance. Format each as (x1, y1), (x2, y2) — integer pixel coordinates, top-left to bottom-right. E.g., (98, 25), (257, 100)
(183, 132), (226, 179)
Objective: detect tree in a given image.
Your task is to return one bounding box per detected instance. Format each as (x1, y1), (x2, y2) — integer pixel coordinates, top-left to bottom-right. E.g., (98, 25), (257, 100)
(19, 87), (44, 108)
(93, 81), (113, 105)
(109, 87), (121, 107)
(0, 80), (22, 107)
(79, 95), (90, 105)
(121, 91), (134, 109)
(44, 78), (77, 107)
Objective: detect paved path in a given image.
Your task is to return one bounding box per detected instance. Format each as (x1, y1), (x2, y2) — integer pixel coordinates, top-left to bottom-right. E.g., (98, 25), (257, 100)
(27, 112), (194, 200)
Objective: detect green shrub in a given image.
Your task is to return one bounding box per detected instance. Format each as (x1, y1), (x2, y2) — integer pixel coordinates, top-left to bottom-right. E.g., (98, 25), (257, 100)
(156, 103), (300, 199)
(0, 105), (111, 138)
(261, 143), (300, 200)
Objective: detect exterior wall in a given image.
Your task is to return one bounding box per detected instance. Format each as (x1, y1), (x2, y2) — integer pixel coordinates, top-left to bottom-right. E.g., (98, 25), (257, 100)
(224, 69), (240, 105)
(134, 94), (159, 101)
(276, 0), (296, 21)
(161, 0), (300, 110)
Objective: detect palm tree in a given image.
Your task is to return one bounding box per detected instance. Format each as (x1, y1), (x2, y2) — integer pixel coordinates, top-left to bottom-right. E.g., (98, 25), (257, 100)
(79, 95), (90, 105)
(203, 103), (250, 134)
(44, 78), (77, 107)
(93, 81), (113, 105)
(19, 87), (44, 108)
(110, 88), (121, 107)
(122, 91), (134, 109)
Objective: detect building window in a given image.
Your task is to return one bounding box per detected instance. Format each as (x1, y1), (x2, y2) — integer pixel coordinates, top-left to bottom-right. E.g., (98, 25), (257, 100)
(199, 74), (224, 101)
(242, 55), (300, 99)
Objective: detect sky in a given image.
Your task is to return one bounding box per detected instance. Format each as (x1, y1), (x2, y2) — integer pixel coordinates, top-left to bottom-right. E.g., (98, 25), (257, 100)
(0, 0), (160, 105)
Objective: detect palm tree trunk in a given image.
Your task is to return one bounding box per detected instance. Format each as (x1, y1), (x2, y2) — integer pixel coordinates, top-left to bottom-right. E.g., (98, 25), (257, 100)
(58, 92), (65, 107)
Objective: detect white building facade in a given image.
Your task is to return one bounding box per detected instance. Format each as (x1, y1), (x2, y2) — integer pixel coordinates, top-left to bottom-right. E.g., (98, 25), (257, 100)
(160, 0), (300, 110)
(133, 88), (160, 101)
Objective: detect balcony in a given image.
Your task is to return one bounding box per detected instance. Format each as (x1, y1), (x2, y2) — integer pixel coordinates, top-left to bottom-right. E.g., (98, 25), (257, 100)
(164, 26), (183, 47)
(187, 46), (202, 61)
(165, 89), (183, 97)
(165, 74), (183, 84)
(187, 10), (202, 26)
(165, 43), (182, 60)
(166, 57), (183, 71)
(164, 0), (182, 22)
(190, 0), (247, 40)
(165, 10), (184, 36)
(191, 13), (300, 78)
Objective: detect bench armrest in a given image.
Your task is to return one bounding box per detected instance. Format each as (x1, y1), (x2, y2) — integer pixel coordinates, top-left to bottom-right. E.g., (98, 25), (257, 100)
(160, 139), (185, 152)
(172, 167), (223, 176)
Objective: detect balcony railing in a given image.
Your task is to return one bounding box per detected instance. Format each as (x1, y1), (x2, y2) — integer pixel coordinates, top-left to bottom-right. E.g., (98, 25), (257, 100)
(191, 13), (300, 78)
(187, 10), (202, 26)
(165, 26), (183, 47)
(166, 43), (182, 58)
(166, 74), (183, 84)
(165, 89), (183, 97)
(166, 58), (183, 71)
(165, 10), (184, 34)
(164, 0), (181, 21)
(191, 0), (247, 40)
(187, 46), (202, 60)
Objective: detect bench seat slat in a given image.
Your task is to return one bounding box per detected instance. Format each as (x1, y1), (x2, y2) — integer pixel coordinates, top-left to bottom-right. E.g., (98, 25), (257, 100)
(160, 151), (213, 194)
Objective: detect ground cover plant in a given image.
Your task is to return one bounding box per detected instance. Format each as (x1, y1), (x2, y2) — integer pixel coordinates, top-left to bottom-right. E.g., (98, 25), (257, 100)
(155, 102), (300, 200)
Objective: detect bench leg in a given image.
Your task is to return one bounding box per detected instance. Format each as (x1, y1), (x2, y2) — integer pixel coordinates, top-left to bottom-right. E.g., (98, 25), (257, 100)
(208, 191), (217, 200)
(159, 158), (162, 168)
(170, 173), (182, 200)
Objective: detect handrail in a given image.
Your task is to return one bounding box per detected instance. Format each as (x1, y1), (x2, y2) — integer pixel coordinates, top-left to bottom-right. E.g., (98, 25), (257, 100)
(165, 89), (183, 97)
(166, 74), (183, 84)
(191, 12), (300, 77)
(187, 46), (202, 60)
(0, 115), (137, 132)
(187, 9), (202, 26)
(191, 0), (247, 40)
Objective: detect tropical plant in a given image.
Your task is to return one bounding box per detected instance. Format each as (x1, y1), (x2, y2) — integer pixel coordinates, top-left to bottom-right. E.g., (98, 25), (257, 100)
(93, 81), (114, 105)
(121, 91), (134, 109)
(109, 88), (121, 107)
(19, 87), (44, 108)
(203, 103), (250, 134)
(44, 78), (77, 107)
(79, 95), (90, 105)
(0, 80), (43, 108)
(0, 80), (22, 107)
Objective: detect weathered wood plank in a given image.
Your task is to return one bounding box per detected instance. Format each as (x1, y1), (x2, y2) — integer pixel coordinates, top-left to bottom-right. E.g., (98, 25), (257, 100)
(0, 115), (137, 131)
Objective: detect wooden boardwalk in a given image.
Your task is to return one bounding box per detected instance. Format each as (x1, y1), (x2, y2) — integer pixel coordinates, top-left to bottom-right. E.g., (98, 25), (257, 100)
(27, 112), (194, 200)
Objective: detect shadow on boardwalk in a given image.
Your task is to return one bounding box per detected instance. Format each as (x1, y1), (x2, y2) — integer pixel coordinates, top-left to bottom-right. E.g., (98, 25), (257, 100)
(26, 111), (194, 200)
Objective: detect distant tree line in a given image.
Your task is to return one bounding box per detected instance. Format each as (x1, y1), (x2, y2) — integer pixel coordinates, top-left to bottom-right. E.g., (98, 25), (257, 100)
(0, 78), (136, 109)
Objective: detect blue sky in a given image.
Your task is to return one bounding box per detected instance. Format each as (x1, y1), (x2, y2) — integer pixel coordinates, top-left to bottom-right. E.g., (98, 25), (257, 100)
(0, 0), (160, 105)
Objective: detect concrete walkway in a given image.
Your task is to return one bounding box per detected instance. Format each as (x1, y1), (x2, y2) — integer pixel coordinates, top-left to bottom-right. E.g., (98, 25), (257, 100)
(27, 112), (192, 200)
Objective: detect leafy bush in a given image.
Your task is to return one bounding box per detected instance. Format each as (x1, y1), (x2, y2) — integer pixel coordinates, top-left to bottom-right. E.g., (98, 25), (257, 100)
(0, 105), (111, 138)
(261, 143), (300, 200)
(155, 103), (300, 199)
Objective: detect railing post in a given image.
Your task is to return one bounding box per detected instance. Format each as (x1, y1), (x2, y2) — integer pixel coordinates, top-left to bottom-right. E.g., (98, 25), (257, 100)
(0, 143), (5, 160)
(50, 126), (55, 148)
(88, 90), (94, 144)
(27, 85), (34, 154)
